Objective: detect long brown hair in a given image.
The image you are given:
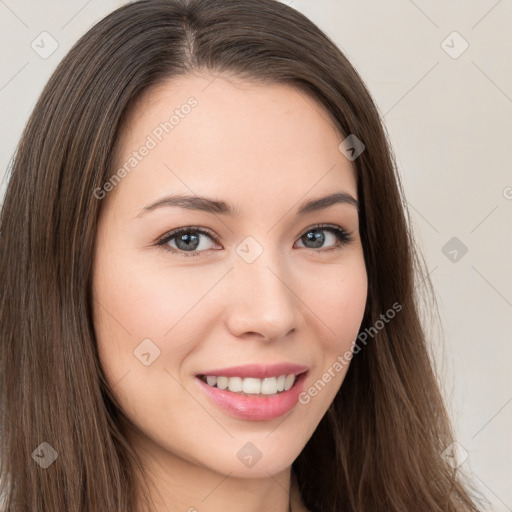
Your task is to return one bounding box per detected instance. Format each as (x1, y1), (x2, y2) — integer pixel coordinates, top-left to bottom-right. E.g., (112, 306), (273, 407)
(0, 0), (485, 510)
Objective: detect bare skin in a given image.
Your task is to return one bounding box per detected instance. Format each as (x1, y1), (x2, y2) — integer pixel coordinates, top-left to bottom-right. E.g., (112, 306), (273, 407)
(92, 72), (368, 512)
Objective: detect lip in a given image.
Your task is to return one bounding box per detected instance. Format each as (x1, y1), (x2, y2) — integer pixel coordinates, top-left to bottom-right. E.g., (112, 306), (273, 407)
(196, 363), (309, 379)
(195, 370), (309, 421)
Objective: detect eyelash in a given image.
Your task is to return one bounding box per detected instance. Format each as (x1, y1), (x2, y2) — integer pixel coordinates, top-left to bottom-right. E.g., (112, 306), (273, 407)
(155, 224), (354, 259)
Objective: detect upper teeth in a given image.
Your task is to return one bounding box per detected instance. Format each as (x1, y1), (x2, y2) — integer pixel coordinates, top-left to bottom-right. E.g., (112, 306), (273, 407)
(204, 374), (297, 394)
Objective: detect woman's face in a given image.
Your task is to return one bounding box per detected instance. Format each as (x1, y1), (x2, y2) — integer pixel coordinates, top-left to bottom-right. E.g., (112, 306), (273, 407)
(92, 73), (367, 481)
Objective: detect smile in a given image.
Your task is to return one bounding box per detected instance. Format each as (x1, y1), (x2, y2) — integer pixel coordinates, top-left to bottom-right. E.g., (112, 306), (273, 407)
(198, 374), (297, 396)
(195, 369), (309, 421)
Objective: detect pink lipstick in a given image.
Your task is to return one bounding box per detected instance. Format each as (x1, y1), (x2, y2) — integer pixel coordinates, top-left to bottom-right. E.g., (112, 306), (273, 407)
(195, 363), (308, 421)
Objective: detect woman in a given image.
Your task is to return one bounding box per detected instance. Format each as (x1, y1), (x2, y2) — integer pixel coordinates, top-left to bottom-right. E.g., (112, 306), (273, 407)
(0, 0), (485, 510)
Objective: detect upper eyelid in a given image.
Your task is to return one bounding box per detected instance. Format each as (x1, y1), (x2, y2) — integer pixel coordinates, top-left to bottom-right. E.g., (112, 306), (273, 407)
(158, 226), (218, 243)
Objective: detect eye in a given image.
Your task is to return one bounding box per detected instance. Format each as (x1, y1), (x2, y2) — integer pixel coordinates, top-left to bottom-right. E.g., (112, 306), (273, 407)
(156, 223), (354, 258)
(156, 226), (219, 258)
(295, 224), (354, 252)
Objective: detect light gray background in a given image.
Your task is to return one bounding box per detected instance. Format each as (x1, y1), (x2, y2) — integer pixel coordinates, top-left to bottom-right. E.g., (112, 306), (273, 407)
(1, 0), (511, 510)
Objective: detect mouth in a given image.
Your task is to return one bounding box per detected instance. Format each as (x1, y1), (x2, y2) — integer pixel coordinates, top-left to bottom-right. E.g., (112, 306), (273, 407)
(195, 369), (309, 421)
(196, 371), (308, 397)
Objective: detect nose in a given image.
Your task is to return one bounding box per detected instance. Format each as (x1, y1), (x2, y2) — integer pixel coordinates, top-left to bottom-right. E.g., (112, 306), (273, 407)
(225, 247), (300, 342)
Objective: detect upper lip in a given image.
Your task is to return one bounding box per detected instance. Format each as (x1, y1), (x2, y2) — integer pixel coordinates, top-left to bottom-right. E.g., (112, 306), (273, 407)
(197, 363), (309, 379)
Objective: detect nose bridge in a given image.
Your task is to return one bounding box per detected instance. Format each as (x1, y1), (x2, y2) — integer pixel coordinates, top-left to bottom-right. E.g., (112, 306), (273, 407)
(226, 238), (299, 340)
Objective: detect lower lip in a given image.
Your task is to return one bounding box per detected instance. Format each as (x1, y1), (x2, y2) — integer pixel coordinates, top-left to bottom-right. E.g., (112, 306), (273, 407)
(196, 372), (308, 421)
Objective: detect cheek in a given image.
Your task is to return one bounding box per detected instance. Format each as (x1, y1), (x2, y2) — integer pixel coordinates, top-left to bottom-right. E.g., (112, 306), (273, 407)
(93, 241), (195, 333)
(309, 256), (368, 349)
(297, 256), (367, 411)
(330, 277), (367, 347)
(91, 254), (205, 431)
(91, 248), (221, 384)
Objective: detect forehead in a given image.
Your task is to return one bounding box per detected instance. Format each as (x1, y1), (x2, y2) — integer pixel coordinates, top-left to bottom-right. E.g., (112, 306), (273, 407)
(107, 73), (357, 214)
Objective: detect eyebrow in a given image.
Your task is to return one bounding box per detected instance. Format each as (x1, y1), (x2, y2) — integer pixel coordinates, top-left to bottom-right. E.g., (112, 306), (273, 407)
(136, 191), (359, 219)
